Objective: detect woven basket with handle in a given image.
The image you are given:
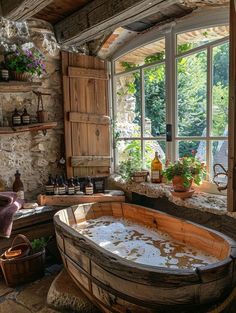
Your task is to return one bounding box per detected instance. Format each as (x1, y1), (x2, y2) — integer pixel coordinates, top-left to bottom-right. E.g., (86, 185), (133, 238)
(0, 234), (45, 287)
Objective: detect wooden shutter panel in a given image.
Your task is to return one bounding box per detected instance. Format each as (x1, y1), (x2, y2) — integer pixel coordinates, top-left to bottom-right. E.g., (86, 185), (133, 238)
(62, 52), (111, 178)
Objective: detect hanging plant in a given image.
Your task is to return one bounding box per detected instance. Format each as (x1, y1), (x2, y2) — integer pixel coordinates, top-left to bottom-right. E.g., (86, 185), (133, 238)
(5, 46), (46, 80)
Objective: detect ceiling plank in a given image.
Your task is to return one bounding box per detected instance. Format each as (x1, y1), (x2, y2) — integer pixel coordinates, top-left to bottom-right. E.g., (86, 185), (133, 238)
(1, 0), (53, 21)
(54, 0), (178, 46)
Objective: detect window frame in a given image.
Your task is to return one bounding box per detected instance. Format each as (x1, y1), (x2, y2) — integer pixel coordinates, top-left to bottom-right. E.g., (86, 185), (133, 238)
(111, 7), (229, 193)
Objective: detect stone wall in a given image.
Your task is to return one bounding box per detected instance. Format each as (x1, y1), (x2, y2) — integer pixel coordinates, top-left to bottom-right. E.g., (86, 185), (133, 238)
(0, 19), (64, 200)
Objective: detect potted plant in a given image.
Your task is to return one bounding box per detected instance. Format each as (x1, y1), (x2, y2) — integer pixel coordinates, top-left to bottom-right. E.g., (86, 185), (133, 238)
(164, 152), (206, 193)
(5, 46), (46, 81)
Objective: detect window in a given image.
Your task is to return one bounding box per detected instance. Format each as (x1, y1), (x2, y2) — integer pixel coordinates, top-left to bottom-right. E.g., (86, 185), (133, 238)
(112, 13), (229, 190)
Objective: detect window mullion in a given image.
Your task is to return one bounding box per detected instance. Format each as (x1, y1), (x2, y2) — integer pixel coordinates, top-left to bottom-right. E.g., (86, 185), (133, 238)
(141, 68), (145, 167)
(206, 46), (213, 179)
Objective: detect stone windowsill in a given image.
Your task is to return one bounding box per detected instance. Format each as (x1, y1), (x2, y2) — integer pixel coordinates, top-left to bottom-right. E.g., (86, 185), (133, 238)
(108, 175), (236, 218)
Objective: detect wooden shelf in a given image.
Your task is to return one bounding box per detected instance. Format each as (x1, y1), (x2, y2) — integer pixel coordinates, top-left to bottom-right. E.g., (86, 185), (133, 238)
(0, 122), (57, 134)
(38, 193), (126, 206)
(0, 81), (42, 93)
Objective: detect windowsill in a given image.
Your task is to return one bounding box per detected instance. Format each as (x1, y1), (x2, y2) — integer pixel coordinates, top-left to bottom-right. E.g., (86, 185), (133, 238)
(108, 174), (232, 217)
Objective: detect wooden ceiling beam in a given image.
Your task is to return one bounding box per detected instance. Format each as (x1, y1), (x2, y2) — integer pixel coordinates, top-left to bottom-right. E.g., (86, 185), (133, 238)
(1, 0), (53, 21)
(54, 0), (178, 46)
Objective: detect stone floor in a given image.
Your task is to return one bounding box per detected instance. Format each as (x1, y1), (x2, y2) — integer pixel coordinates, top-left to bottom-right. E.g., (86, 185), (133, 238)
(0, 264), (67, 313)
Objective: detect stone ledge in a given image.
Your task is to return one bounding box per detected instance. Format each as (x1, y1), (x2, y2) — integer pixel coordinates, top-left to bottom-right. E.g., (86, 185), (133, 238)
(108, 175), (233, 218)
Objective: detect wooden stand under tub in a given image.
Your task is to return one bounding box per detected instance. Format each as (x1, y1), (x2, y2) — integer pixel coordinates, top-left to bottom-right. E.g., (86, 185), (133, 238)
(54, 202), (236, 313)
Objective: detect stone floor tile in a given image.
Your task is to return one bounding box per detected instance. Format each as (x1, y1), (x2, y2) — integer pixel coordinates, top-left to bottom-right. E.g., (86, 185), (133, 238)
(0, 300), (31, 313)
(0, 280), (13, 297)
(16, 275), (56, 312)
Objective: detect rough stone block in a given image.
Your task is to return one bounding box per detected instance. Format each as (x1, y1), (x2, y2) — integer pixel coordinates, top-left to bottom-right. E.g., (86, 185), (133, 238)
(47, 269), (100, 313)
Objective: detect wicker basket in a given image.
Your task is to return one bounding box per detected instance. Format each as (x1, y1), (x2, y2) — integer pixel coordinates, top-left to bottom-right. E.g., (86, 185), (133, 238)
(0, 234), (45, 287)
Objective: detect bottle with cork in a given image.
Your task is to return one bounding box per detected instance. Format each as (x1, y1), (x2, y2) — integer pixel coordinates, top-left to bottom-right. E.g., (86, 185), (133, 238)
(13, 170), (24, 200)
(151, 152), (163, 183)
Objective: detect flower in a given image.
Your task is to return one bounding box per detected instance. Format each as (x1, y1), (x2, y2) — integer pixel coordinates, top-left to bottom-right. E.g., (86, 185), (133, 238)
(5, 45), (46, 77)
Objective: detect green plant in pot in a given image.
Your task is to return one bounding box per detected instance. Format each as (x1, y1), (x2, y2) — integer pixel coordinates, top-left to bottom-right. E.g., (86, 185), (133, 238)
(5, 45), (46, 81)
(163, 152), (206, 192)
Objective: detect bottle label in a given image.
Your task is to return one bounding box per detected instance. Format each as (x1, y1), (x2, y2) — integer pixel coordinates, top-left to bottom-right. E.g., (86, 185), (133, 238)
(22, 116), (30, 124)
(68, 187), (75, 195)
(13, 117), (21, 125)
(59, 187), (66, 195)
(85, 187), (93, 195)
(46, 185), (54, 194)
(152, 171), (160, 179)
(75, 185), (80, 192)
(17, 190), (24, 200)
(54, 187), (59, 195)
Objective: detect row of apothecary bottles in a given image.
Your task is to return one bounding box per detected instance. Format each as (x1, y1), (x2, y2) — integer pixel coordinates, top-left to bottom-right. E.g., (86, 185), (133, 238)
(12, 108), (30, 126)
(45, 175), (94, 196)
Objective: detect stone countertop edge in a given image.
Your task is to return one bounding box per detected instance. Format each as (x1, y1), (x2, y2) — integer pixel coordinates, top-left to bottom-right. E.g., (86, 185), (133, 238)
(108, 175), (234, 218)
(14, 205), (64, 220)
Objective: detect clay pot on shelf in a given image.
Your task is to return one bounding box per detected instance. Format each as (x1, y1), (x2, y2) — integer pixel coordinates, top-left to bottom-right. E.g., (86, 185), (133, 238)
(11, 71), (32, 82)
(172, 176), (193, 192)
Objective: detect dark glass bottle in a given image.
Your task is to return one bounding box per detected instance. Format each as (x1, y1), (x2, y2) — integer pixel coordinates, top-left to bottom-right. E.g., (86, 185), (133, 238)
(13, 170), (24, 200)
(54, 175), (59, 195)
(12, 109), (21, 126)
(58, 176), (66, 195)
(45, 174), (54, 195)
(74, 177), (81, 194)
(85, 177), (94, 195)
(68, 178), (75, 195)
(21, 108), (30, 125)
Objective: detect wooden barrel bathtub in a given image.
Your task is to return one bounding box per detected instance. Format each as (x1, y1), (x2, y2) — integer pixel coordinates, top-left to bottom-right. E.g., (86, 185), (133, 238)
(54, 202), (236, 313)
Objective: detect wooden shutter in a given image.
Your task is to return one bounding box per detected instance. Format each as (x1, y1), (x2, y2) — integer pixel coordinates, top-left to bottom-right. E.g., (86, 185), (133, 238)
(62, 52), (111, 178)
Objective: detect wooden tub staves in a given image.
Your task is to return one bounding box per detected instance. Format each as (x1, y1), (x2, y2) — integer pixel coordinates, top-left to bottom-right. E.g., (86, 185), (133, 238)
(54, 202), (236, 313)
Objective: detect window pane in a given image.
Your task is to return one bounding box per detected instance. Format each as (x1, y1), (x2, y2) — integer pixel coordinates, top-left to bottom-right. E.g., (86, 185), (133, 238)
(115, 38), (165, 73)
(144, 64), (166, 137)
(212, 42), (229, 137)
(144, 140), (166, 169)
(178, 141), (206, 163)
(117, 140), (141, 166)
(177, 51), (207, 137)
(115, 72), (141, 138)
(177, 25), (229, 54)
(211, 140), (228, 185)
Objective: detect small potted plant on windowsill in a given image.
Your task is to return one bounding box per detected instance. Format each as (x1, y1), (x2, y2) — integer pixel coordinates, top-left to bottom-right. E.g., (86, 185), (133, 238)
(5, 46), (46, 82)
(163, 151), (206, 197)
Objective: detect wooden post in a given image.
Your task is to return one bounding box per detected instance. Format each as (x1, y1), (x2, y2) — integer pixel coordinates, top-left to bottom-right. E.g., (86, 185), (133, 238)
(228, 0), (236, 211)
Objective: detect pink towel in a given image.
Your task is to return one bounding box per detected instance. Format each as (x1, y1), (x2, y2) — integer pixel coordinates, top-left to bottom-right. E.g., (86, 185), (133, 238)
(0, 192), (23, 238)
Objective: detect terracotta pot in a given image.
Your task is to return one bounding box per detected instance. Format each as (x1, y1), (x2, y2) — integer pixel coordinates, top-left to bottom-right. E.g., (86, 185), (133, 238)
(11, 71), (32, 82)
(172, 176), (192, 192)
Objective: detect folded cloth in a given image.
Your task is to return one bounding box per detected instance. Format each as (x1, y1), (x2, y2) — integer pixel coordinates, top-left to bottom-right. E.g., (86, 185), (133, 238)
(0, 192), (23, 238)
(0, 192), (17, 207)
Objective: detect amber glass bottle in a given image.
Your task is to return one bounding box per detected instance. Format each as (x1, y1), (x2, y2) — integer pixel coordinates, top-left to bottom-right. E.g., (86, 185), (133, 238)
(13, 170), (24, 200)
(85, 177), (94, 195)
(151, 152), (162, 183)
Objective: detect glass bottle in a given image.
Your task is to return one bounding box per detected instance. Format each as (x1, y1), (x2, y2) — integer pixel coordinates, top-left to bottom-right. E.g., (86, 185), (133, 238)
(13, 170), (24, 200)
(151, 152), (163, 183)
(85, 177), (94, 195)
(54, 176), (59, 195)
(21, 108), (30, 125)
(45, 174), (54, 195)
(58, 176), (66, 195)
(74, 177), (81, 194)
(12, 109), (21, 126)
(67, 178), (75, 195)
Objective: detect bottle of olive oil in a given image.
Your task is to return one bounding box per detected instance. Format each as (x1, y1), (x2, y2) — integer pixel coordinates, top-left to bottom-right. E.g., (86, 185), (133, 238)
(13, 170), (24, 200)
(151, 152), (162, 183)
